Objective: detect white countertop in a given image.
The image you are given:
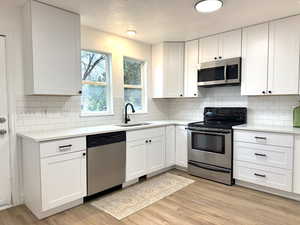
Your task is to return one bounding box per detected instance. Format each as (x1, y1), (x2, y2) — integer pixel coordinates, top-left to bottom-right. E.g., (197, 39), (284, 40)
(233, 124), (300, 134)
(17, 120), (194, 142)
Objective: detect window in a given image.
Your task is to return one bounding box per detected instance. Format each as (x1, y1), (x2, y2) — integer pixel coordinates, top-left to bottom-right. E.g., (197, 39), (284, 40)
(81, 50), (112, 115)
(123, 57), (147, 112)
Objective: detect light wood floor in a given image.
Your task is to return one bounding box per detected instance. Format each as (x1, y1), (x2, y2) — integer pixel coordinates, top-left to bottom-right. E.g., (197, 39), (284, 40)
(1, 170), (300, 225)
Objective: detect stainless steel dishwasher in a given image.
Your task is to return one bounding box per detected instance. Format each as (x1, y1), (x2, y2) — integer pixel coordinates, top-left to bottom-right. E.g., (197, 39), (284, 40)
(86, 131), (126, 196)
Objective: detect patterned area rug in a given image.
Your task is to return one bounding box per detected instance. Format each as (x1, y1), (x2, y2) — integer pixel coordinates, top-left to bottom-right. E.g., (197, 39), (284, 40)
(90, 173), (194, 220)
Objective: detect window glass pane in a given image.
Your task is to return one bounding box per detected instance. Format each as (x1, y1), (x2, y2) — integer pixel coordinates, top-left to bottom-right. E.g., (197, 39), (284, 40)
(124, 58), (142, 85)
(124, 88), (142, 111)
(81, 84), (107, 112)
(81, 50), (107, 82)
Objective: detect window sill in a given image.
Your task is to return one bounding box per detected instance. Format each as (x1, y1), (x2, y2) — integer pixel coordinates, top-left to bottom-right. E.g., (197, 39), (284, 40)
(80, 112), (115, 117)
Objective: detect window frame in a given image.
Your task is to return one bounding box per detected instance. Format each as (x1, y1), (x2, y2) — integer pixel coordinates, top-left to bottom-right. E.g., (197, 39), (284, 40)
(123, 56), (148, 114)
(80, 49), (114, 117)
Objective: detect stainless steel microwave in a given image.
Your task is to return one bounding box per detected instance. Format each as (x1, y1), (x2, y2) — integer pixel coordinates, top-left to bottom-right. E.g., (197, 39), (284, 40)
(197, 57), (241, 87)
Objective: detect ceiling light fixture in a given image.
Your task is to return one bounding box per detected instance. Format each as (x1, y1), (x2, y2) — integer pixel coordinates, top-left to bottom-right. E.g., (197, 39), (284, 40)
(127, 29), (136, 36)
(195, 0), (223, 13)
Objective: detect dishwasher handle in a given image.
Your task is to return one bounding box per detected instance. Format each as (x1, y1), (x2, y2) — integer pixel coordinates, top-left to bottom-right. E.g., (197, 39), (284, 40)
(87, 131), (126, 148)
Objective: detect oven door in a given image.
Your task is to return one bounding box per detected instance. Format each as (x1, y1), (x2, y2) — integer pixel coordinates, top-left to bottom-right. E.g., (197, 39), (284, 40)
(187, 129), (232, 169)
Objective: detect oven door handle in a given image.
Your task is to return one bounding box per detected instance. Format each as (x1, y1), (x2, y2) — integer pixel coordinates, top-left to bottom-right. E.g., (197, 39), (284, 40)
(188, 161), (231, 173)
(186, 128), (231, 135)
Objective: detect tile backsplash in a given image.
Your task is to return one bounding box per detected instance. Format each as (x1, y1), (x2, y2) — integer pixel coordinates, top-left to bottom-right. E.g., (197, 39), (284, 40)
(168, 86), (300, 126)
(16, 86), (300, 132)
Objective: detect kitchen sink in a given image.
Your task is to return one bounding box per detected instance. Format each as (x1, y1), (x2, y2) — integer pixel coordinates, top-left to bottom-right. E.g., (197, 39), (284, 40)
(117, 122), (152, 127)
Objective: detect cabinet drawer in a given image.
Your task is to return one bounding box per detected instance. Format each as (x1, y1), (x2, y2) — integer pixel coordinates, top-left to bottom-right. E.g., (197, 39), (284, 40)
(234, 142), (292, 169)
(234, 161), (292, 192)
(40, 137), (86, 158)
(234, 130), (293, 147)
(127, 127), (165, 142)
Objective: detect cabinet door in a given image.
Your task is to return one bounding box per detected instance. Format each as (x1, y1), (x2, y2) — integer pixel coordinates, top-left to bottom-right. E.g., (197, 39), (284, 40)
(294, 135), (300, 194)
(241, 23), (269, 96)
(147, 136), (165, 174)
(31, 1), (81, 95)
(126, 140), (147, 182)
(165, 126), (176, 167)
(219, 29), (242, 59)
(184, 40), (199, 97)
(199, 35), (219, 63)
(41, 151), (86, 211)
(175, 126), (188, 168)
(164, 42), (184, 97)
(268, 16), (300, 95)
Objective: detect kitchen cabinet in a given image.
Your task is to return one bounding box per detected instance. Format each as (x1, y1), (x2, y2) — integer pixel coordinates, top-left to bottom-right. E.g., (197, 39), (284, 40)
(165, 125), (176, 167)
(294, 135), (300, 194)
(241, 23), (269, 96)
(199, 29), (241, 63)
(175, 125), (188, 168)
(126, 127), (165, 181)
(22, 136), (86, 219)
(23, 0), (81, 95)
(241, 15), (300, 96)
(152, 42), (185, 98)
(184, 40), (199, 97)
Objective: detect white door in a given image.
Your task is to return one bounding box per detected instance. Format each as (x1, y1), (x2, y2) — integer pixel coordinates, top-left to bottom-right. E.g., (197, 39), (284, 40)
(40, 151), (86, 211)
(175, 126), (188, 168)
(0, 36), (11, 207)
(165, 126), (176, 167)
(147, 136), (165, 174)
(184, 40), (199, 97)
(126, 140), (147, 182)
(241, 23), (269, 96)
(268, 16), (300, 95)
(219, 29), (242, 59)
(199, 35), (219, 63)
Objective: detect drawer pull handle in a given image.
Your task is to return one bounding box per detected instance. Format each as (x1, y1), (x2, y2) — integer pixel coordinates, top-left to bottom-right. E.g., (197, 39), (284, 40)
(254, 173), (266, 178)
(254, 136), (267, 140)
(254, 153), (267, 157)
(58, 144), (72, 152)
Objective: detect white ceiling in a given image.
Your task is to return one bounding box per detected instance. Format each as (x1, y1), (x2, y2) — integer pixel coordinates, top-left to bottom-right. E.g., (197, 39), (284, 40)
(21, 0), (300, 43)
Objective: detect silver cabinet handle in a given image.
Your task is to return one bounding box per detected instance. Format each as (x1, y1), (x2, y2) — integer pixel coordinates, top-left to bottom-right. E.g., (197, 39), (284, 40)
(254, 173), (266, 178)
(58, 144), (72, 152)
(254, 136), (267, 140)
(0, 129), (7, 135)
(254, 153), (267, 157)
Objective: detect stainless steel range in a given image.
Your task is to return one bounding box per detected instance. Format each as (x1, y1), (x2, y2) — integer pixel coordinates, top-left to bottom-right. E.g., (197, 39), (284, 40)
(187, 107), (247, 185)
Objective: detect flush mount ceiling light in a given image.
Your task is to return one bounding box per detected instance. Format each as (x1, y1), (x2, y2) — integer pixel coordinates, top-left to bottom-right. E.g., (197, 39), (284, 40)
(195, 0), (223, 13)
(127, 29), (136, 36)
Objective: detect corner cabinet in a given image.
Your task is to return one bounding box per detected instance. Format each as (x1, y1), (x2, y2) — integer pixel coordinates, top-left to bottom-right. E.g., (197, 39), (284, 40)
(23, 0), (81, 95)
(199, 29), (241, 63)
(241, 15), (300, 96)
(175, 125), (188, 168)
(184, 40), (199, 97)
(152, 42), (185, 98)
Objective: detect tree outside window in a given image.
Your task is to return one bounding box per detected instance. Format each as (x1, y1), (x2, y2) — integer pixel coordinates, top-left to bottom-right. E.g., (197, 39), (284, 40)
(81, 50), (112, 115)
(123, 57), (147, 112)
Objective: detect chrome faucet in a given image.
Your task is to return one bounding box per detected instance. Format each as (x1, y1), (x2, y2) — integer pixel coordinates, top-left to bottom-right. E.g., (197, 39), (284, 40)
(124, 103), (135, 124)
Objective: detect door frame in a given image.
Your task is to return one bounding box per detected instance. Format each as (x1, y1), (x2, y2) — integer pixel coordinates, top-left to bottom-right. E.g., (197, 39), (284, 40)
(0, 35), (12, 209)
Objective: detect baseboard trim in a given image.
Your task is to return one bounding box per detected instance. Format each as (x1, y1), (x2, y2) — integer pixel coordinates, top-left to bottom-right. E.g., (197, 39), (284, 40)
(235, 180), (300, 201)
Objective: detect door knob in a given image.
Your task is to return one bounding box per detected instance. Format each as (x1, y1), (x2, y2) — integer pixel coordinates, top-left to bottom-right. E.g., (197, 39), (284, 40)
(0, 129), (7, 135)
(0, 117), (6, 123)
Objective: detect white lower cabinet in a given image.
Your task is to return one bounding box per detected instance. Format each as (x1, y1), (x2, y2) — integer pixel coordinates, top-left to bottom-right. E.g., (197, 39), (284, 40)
(165, 125), (176, 167)
(126, 127), (166, 182)
(293, 135), (300, 194)
(22, 136), (86, 219)
(234, 130), (293, 192)
(175, 125), (188, 168)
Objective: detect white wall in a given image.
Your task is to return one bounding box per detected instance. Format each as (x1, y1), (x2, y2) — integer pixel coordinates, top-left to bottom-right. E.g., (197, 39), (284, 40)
(168, 86), (300, 126)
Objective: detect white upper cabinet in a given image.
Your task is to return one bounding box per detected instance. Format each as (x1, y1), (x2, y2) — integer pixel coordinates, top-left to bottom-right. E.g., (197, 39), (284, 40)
(152, 42), (184, 98)
(268, 16), (300, 95)
(23, 0), (81, 95)
(184, 40), (199, 97)
(199, 29), (242, 63)
(241, 23), (269, 96)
